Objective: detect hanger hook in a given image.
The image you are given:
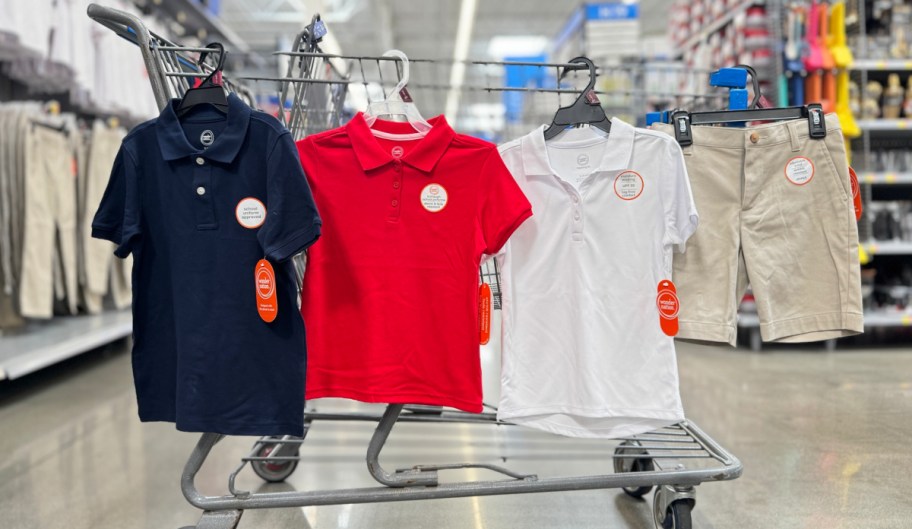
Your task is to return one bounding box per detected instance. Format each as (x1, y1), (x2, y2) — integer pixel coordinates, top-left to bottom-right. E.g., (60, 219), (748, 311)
(735, 64), (761, 109)
(198, 42), (226, 85)
(562, 56), (597, 98)
(383, 49), (410, 100)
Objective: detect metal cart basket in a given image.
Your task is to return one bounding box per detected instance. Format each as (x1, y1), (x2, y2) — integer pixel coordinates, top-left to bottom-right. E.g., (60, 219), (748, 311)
(87, 4), (743, 529)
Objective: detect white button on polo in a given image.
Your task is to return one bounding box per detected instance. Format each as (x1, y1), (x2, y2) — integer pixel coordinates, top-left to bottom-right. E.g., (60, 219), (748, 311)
(572, 196), (579, 204)
(196, 157), (205, 165)
(196, 186), (206, 196)
(573, 212), (581, 221)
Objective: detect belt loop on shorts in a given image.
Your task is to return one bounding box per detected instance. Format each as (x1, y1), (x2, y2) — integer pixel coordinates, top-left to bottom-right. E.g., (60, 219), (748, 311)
(787, 121), (802, 152)
(681, 143), (693, 156)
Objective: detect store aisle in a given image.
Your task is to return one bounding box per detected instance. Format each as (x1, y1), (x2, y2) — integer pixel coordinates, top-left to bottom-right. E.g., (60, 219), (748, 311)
(1, 341), (910, 529)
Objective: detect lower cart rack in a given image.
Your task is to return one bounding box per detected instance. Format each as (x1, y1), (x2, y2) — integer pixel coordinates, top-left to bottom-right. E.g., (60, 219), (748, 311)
(180, 404), (741, 529)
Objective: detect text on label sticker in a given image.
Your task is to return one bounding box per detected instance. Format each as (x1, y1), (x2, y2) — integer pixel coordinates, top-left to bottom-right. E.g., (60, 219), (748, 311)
(236, 197), (267, 229)
(785, 157), (815, 185)
(420, 183), (448, 212)
(614, 171), (644, 200)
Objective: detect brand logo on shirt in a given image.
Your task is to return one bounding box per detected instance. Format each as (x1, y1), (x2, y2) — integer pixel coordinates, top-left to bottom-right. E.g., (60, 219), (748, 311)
(200, 130), (215, 147)
(784, 156), (815, 185)
(391, 146), (404, 158)
(577, 154), (590, 166)
(614, 170), (644, 200)
(420, 183), (448, 212)
(236, 197), (267, 229)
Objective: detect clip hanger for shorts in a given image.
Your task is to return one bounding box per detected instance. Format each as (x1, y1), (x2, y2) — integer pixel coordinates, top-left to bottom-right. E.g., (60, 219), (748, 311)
(669, 103), (827, 147)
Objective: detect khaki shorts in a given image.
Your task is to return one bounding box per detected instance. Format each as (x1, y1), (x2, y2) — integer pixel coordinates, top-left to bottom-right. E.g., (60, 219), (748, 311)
(654, 115), (863, 345)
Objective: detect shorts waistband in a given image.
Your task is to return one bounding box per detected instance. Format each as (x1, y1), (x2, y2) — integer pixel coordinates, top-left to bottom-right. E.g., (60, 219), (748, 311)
(653, 112), (842, 149)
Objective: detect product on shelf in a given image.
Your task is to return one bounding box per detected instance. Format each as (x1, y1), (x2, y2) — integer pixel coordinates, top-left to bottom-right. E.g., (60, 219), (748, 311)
(850, 80), (862, 117)
(883, 73), (904, 118)
(903, 76), (912, 117)
(863, 81), (884, 119)
(890, 4), (911, 58)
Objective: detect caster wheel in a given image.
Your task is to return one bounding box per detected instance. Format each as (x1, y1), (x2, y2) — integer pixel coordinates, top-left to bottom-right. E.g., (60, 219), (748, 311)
(614, 440), (654, 498)
(653, 490), (693, 529)
(251, 442), (299, 483)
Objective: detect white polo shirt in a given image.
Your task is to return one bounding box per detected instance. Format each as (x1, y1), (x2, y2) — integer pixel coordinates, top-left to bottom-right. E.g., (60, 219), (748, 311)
(496, 119), (698, 438)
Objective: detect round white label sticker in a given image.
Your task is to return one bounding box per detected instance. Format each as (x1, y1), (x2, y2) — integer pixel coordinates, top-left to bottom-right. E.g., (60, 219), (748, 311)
(614, 170), (644, 200)
(785, 156), (815, 185)
(420, 183), (448, 212)
(235, 197), (267, 229)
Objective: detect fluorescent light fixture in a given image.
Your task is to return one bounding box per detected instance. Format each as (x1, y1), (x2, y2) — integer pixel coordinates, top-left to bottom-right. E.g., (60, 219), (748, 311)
(487, 36), (549, 58)
(445, 0), (479, 124)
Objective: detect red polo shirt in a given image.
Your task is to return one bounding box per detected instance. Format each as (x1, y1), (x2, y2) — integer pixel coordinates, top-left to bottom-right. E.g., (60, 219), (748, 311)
(297, 113), (532, 412)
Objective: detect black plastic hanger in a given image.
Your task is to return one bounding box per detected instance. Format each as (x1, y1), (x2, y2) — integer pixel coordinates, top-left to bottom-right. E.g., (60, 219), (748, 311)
(670, 63), (827, 146)
(543, 56), (611, 141)
(176, 42), (229, 118)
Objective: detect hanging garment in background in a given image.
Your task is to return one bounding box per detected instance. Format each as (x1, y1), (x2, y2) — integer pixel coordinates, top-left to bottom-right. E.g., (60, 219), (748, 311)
(92, 93), (321, 436)
(19, 122), (79, 318)
(82, 121), (126, 313)
(496, 119), (698, 438)
(652, 116), (863, 345)
(297, 113), (532, 413)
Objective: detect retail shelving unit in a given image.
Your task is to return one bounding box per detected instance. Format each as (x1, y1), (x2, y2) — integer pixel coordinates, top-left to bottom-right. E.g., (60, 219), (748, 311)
(851, 59), (912, 71)
(861, 241), (912, 256)
(857, 118), (912, 130)
(848, 0), (912, 336)
(669, 0), (786, 105)
(0, 309), (132, 381)
(859, 172), (912, 184)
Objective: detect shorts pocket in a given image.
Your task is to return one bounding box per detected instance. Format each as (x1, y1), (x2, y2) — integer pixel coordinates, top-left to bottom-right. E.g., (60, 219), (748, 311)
(811, 133), (850, 203)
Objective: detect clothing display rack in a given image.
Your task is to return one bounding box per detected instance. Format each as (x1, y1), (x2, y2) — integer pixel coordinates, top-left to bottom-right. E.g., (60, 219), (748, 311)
(87, 4), (743, 529)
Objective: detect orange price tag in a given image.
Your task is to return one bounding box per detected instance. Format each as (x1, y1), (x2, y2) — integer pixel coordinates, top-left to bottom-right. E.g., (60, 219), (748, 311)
(849, 166), (862, 221)
(255, 259), (278, 323)
(479, 283), (492, 345)
(657, 280), (679, 337)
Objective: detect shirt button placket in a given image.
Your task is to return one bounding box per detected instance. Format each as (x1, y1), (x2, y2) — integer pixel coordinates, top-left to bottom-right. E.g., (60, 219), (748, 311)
(571, 193), (584, 242)
(193, 157), (217, 229)
(388, 161), (403, 221)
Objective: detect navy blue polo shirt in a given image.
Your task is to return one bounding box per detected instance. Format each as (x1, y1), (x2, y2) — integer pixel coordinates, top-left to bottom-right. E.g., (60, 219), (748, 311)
(92, 93), (321, 436)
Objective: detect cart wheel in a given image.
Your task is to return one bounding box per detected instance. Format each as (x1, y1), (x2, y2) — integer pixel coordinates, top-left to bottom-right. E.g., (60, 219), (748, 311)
(613, 440), (654, 498)
(653, 490), (693, 529)
(251, 442), (299, 483)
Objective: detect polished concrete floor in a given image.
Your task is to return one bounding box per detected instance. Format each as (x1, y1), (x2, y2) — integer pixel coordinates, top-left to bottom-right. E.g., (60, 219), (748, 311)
(1, 331), (911, 529)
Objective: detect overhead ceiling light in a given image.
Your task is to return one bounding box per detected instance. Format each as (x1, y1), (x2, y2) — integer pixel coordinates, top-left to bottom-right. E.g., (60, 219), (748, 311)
(487, 36), (549, 59)
(444, 0), (478, 124)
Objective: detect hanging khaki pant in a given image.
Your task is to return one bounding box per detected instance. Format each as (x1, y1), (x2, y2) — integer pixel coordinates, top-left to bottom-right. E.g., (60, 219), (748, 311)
(19, 124), (79, 318)
(82, 122), (126, 313)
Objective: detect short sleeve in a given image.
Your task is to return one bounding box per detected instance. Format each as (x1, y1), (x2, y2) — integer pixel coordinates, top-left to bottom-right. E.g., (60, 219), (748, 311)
(91, 147), (141, 258)
(257, 132), (322, 262)
(477, 148), (533, 255)
(661, 140), (699, 253)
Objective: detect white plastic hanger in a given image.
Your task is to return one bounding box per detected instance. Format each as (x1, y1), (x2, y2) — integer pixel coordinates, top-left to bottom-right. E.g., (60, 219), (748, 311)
(364, 49), (432, 137)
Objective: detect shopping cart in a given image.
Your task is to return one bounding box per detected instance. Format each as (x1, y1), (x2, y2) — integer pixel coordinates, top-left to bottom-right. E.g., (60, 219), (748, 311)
(87, 4), (742, 529)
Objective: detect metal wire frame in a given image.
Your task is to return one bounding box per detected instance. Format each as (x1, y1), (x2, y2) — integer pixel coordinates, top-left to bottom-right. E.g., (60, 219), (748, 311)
(248, 52), (731, 118)
(87, 4), (256, 110)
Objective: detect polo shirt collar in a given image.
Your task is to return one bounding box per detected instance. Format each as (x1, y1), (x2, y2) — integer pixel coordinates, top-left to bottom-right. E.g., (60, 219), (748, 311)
(521, 117), (636, 176)
(347, 112), (456, 173)
(157, 92), (251, 163)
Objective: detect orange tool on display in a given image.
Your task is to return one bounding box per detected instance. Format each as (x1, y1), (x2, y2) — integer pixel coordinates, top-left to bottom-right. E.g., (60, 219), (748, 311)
(803, 1), (825, 106)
